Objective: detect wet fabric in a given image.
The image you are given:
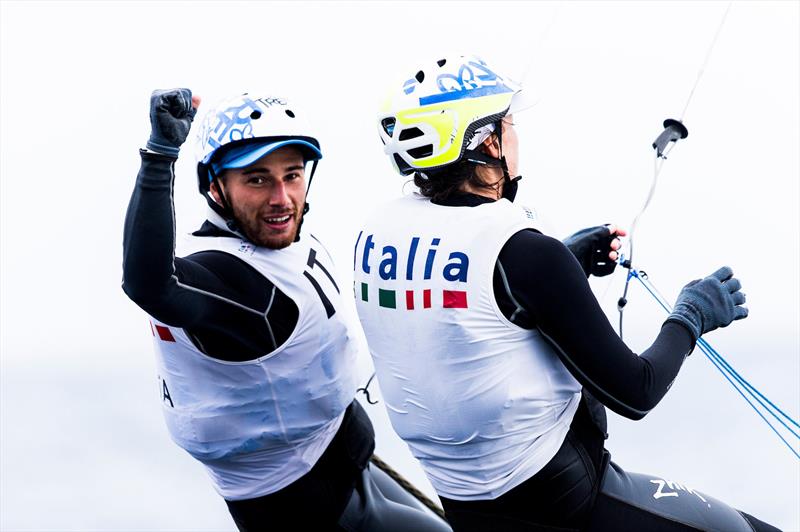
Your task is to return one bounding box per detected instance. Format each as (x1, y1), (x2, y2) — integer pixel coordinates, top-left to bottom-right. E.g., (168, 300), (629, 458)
(354, 195), (581, 499)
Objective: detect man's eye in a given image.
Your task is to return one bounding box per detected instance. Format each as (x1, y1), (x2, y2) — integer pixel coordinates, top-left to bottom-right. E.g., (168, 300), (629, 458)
(286, 173), (301, 181)
(248, 176), (266, 184)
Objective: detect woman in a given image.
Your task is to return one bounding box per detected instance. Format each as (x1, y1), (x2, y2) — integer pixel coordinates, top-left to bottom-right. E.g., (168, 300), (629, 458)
(353, 55), (780, 531)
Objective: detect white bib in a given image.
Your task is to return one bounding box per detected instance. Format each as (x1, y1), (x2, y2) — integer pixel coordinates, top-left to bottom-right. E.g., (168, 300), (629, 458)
(354, 194), (581, 500)
(149, 232), (358, 500)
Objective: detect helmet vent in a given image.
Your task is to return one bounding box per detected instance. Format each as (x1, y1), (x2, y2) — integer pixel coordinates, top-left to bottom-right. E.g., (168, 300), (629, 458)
(415, 70), (425, 83)
(381, 118), (396, 137)
(285, 110), (296, 118)
(437, 59), (446, 67)
(250, 110), (262, 119)
(398, 127), (424, 141)
(407, 145), (433, 159)
(393, 153), (413, 174)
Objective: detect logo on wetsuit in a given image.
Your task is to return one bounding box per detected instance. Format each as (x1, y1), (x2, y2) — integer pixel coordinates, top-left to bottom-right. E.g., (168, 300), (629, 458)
(355, 233), (470, 310)
(650, 478), (710, 507)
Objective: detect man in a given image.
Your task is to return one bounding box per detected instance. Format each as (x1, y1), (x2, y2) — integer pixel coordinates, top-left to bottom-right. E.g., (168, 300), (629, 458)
(123, 89), (451, 531)
(354, 55), (780, 531)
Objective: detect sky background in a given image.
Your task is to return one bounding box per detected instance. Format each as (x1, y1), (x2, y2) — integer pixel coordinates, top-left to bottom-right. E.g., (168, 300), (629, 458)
(1, 1), (798, 530)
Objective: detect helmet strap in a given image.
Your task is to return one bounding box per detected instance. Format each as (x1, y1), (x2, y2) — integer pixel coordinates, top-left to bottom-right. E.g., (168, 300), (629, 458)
(495, 117), (522, 201)
(501, 157), (522, 202)
(462, 118), (522, 201)
(294, 159), (319, 242)
(464, 148), (503, 167)
(207, 166), (240, 233)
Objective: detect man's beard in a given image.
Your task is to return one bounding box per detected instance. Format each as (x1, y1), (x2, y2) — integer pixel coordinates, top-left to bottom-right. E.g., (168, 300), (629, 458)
(232, 204), (303, 249)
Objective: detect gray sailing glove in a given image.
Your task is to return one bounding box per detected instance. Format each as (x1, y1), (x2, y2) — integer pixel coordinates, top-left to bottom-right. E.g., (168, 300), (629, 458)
(146, 88), (197, 158)
(667, 266), (748, 344)
(563, 225), (618, 277)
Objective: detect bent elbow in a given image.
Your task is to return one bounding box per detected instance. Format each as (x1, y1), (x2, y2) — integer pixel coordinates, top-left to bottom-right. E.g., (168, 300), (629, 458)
(624, 409), (648, 421)
(121, 276), (165, 310)
(605, 399), (653, 421)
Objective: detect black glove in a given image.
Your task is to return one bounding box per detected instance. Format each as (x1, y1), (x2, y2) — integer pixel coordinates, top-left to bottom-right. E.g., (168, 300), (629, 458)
(563, 225), (618, 277)
(667, 266), (748, 344)
(146, 88), (197, 158)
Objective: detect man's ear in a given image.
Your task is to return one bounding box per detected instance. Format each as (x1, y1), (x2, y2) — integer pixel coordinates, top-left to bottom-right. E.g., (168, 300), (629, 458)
(482, 133), (501, 159)
(209, 179), (224, 205)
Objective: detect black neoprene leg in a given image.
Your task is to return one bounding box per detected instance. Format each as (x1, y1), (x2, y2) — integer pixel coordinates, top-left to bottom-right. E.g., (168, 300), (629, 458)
(439, 430), (596, 532)
(739, 511), (783, 532)
(586, 461), (783, 532)
(338, 464), (453, 531)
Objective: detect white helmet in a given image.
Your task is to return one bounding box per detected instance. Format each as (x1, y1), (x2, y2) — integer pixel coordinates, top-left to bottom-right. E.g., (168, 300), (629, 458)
(195, 93), (321, 194)
(378, 54), (531, 176)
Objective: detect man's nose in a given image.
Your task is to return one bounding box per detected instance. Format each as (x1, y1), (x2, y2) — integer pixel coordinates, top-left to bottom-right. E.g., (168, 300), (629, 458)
(268, 181), (290, 206)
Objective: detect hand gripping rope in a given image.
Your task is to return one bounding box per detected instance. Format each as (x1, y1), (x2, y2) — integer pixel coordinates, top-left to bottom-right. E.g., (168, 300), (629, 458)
(616, 2), (799, 459)
(627, 269), (800, 459)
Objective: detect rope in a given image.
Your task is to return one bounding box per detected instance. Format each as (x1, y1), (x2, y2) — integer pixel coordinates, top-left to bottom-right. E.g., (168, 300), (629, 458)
(628, 269), (800, 459)
(369, 454), (447, 520)
(633, 271), (800, 436)
(679, 2), (733, 121)
(618, 155), (667, 340)
(618, 3), (733, 339)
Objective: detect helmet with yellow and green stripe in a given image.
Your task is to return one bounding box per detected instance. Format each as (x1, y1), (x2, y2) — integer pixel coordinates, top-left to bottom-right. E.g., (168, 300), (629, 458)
(378, 54), (530, 176)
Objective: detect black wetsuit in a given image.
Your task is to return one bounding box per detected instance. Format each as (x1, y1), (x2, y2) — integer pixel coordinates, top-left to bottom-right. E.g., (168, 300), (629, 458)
(433, 192), (780, 532)
(123, 151), (450, 532)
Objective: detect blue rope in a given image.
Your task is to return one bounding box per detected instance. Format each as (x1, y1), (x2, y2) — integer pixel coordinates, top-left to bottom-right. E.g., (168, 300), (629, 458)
(627, 269), (800, 458)
(696, 341), (800, 459)
(632, 271), (798, 427)
(631, 271), (800, 435)
(698, 338), (800, 432)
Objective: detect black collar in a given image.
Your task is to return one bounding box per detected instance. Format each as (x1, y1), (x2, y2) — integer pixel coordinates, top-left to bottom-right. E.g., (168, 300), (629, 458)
(192, 220), (241, 238)
(432, 191), (496, 207)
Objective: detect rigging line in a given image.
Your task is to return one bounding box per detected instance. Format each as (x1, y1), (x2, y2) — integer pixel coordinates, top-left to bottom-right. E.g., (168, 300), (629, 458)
(618, 269), (635, 340)
(698, 338), (800, 434)
(635, 272), (800, 432)
(632, 271), (800, 441)
(617, 4), (731, 338)
(626, 0), (729, 231)
(370, 455), (447, 520)
(618, 155), (665, 340)
(680, 1), (734, 121)
(701, 350), (800, 440)
(626, 156), (666, 266)
(626, 146), (674, 271)
(698, 342), (800, 459)
(633, 276), (800, 454)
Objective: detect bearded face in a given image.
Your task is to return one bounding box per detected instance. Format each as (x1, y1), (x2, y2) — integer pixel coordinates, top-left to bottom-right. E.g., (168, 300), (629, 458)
(211, 146), (307, 249)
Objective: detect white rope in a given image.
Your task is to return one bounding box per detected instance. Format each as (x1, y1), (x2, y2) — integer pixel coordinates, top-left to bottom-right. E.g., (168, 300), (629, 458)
(679, 2), (733, 121)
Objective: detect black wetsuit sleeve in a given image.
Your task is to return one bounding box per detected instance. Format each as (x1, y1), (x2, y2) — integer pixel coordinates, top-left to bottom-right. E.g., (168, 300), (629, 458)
(122, 150), (298, 361)
(122, 150), (207, 325)
(496, 229), (695, 420)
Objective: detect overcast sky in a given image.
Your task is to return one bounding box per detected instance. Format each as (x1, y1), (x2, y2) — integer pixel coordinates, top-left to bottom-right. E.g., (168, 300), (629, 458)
(1, 1), (798, 530)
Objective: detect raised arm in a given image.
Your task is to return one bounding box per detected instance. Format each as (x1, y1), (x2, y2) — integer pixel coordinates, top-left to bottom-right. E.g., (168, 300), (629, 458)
(123, 89), (208, 323)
